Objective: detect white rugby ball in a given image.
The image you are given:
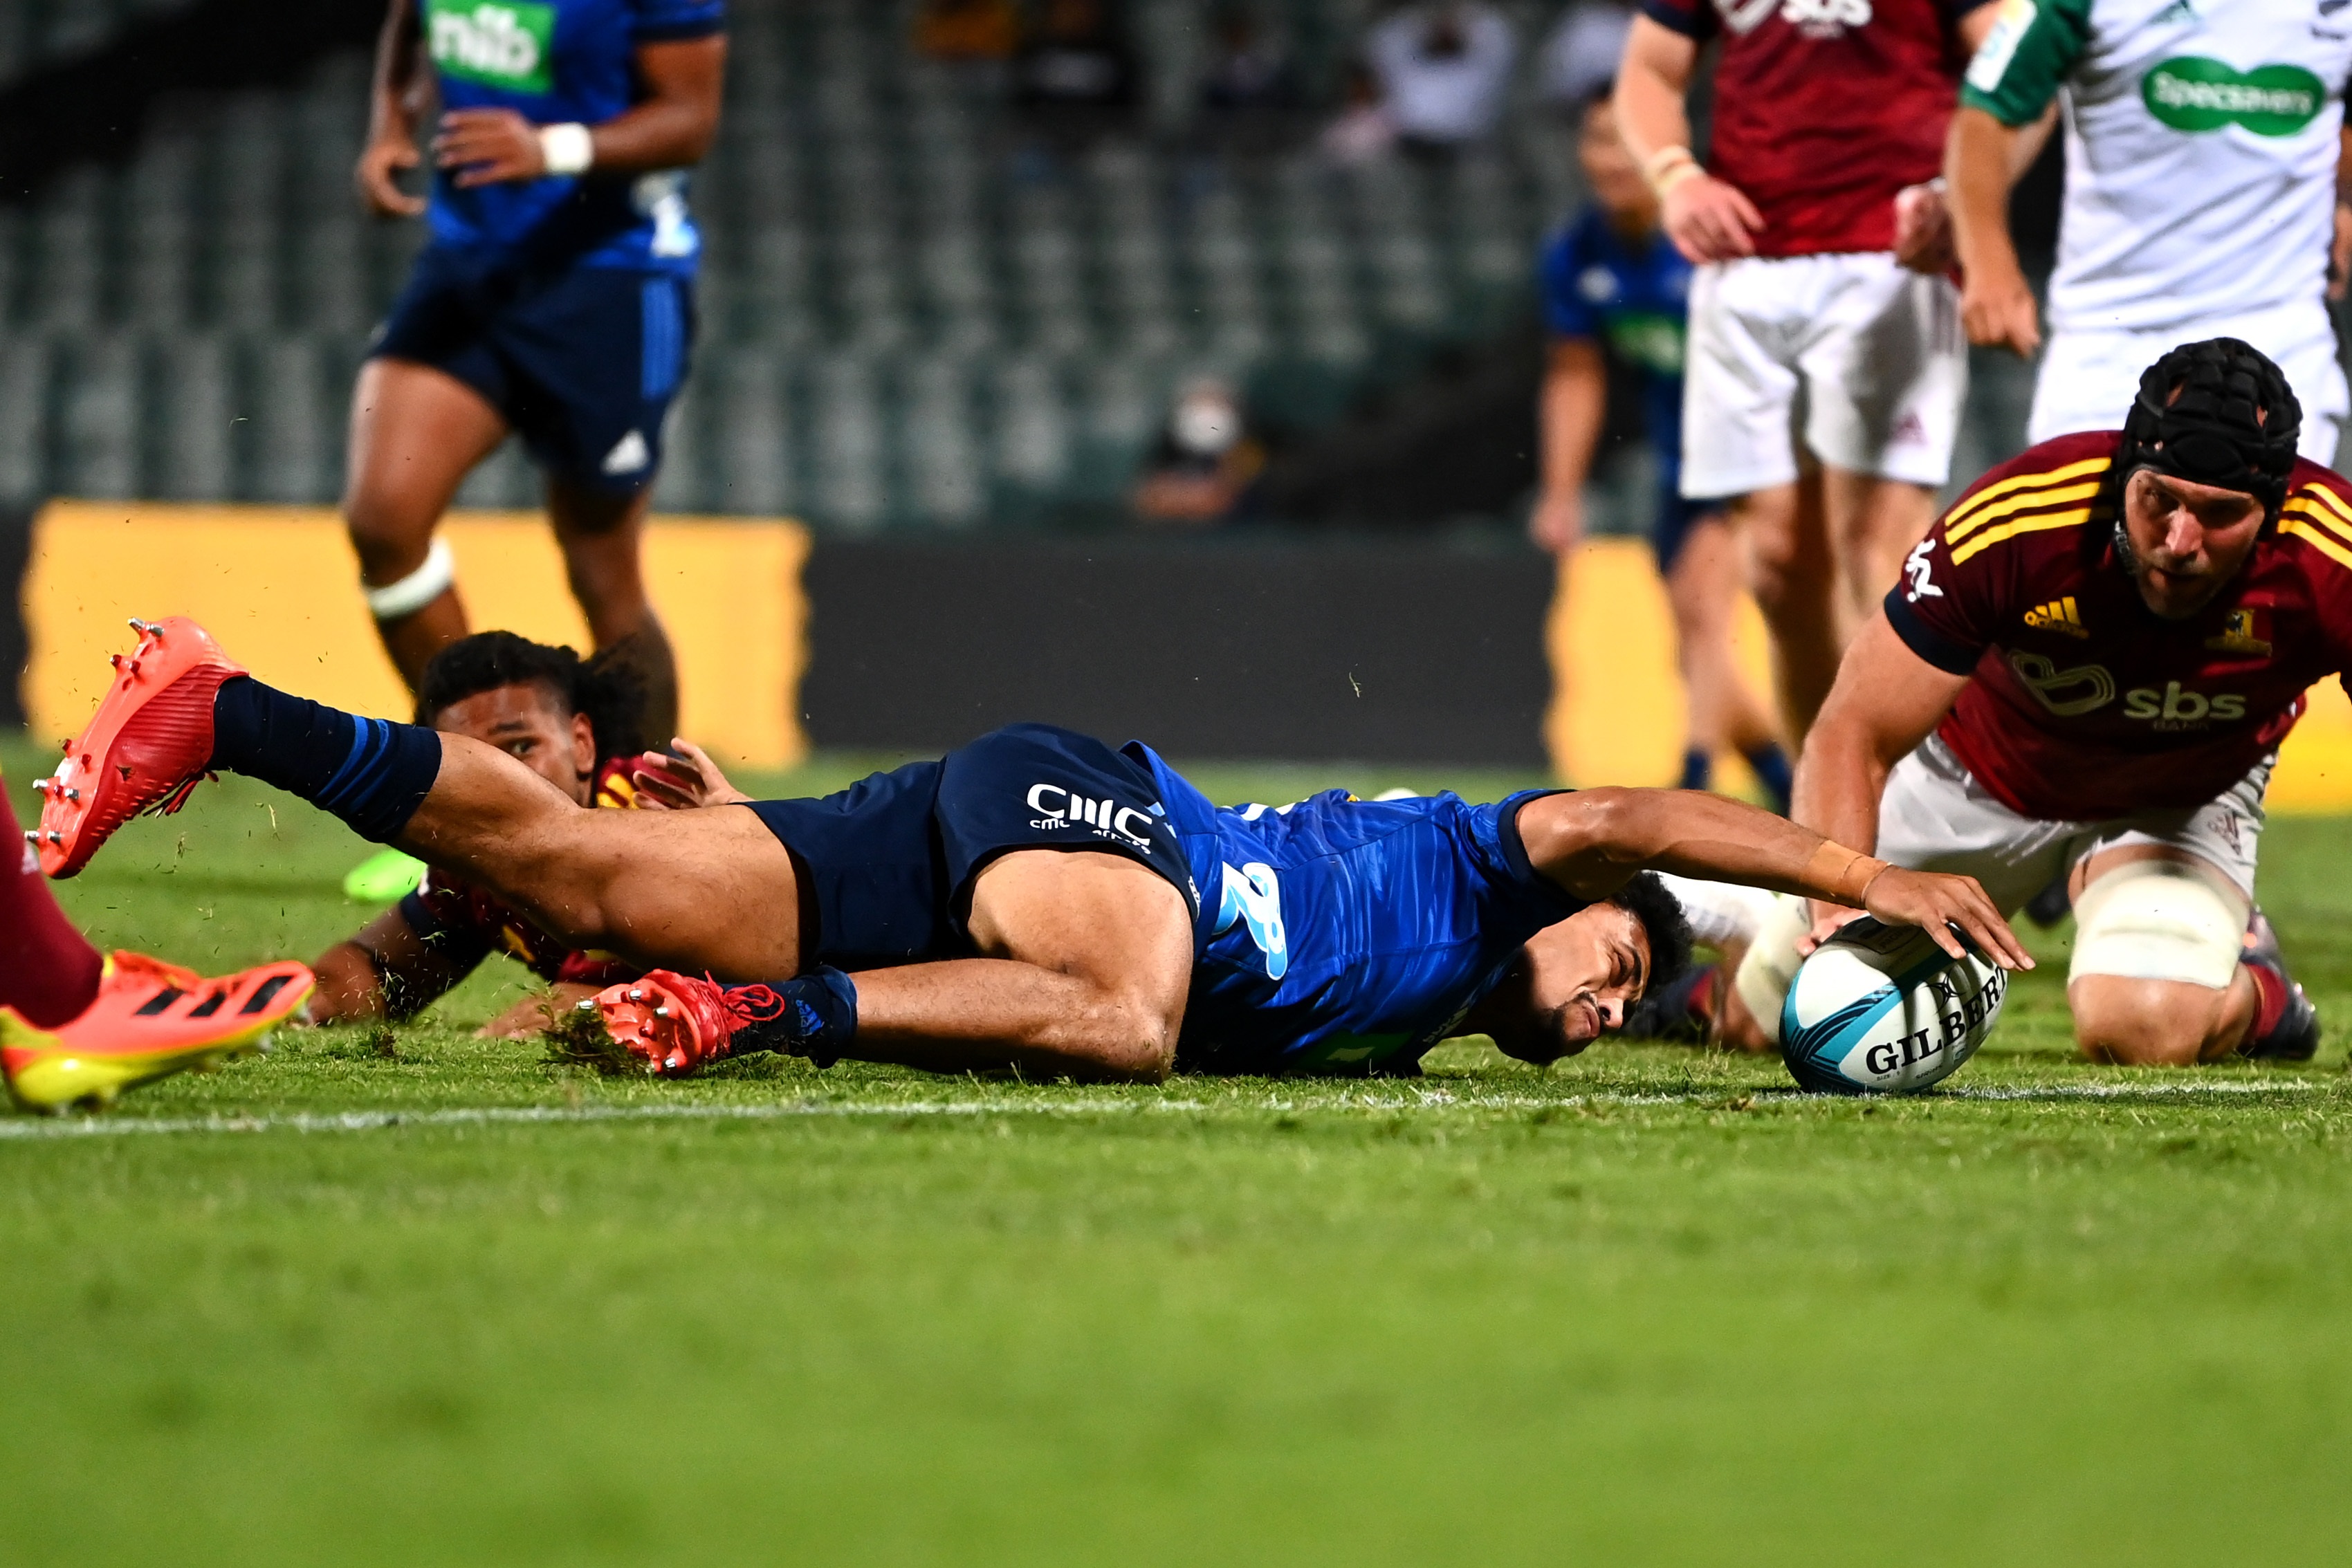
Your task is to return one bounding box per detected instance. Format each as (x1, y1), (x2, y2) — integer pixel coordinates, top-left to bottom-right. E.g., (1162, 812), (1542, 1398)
(1779, 917), (2008, 1095)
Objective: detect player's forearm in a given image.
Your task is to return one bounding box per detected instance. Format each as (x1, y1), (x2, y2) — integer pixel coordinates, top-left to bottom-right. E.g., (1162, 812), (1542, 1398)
(587, 39), (728, 171)
(1610, 24), (1695, 174)
(305, 941), (390, 1024)
(1521, 790), (1887, 908)
(368, 0), (424, 142)
(1538, 354), (1606, 500)
(1946, 107), (2027, 282)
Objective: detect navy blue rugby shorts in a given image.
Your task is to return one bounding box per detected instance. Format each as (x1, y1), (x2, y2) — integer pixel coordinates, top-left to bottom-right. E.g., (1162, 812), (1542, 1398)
(746, 724), (1202, 973)
(372, 244), (695, 493)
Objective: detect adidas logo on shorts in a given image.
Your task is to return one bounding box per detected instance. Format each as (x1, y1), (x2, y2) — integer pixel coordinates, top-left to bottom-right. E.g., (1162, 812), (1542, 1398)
(2022, 597), (2088, 638)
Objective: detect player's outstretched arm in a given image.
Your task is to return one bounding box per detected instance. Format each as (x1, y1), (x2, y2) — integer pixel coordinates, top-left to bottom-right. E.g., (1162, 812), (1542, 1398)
(306, 907), (474, 1026)
(1516, 788), (2031, 972)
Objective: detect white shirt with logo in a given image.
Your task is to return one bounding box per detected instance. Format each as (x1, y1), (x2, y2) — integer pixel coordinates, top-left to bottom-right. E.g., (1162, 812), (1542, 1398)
(1964, 0), (2352, 332)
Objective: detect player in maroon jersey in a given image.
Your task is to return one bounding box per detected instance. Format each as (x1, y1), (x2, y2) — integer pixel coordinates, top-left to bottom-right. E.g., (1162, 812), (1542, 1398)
(1613, 0), (1999, 741)
(1738, 340), (2331, 1065)
(305, 630), (729, 1036)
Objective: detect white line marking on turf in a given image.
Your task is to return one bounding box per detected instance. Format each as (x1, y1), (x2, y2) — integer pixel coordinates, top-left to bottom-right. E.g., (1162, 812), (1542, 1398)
(0, 1078), (2335, 1141)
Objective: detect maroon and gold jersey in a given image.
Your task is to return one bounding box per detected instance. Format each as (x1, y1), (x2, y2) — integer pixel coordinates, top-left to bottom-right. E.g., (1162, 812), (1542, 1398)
(398, 759), (642, 990)
(1884, 430), (2352, 821)
(1641, 0), (1988, 258)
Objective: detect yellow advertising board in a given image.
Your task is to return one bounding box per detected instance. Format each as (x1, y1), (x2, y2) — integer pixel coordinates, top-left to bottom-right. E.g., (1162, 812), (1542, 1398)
(24, 504), (810, 768)
(1547, 539), (2352, 812)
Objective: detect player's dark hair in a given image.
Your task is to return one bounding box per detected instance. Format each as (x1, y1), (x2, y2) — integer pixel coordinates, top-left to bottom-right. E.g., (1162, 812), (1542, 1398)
(1606, 871), (1694, 1002)
(2116, 337), (2302, 520)
(414, 630), (646, 764)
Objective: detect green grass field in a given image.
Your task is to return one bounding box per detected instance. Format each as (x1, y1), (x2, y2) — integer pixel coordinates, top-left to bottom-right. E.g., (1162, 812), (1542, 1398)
(7, 736), (2352, 1566)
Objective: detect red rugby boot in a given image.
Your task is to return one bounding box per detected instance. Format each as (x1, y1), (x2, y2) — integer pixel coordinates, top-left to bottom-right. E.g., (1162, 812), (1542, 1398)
(32, 617), (245, 878)
(2, 950), (313, 1113)
(2239, 908), (2320, 1062)
(588, 971), (796, 1077)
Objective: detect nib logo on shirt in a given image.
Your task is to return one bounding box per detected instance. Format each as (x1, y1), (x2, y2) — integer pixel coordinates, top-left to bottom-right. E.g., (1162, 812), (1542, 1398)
(428, 0), (556, 95)
(2021, 596), (2088, 638)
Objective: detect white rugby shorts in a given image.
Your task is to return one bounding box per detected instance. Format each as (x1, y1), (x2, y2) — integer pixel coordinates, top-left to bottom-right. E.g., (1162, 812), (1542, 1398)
(1874, 733), (2267, 912)
(1680, 252), (1967, 499)
(2028, 298), (2348, 463)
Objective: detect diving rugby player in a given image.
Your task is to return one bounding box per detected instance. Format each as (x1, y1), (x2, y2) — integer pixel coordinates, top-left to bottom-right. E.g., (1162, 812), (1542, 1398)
(32, 622), (2026, 1082)
(1740, 339), (2334, 1065)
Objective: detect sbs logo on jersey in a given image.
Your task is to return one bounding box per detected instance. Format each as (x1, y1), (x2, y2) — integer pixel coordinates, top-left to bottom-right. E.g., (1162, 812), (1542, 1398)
(2143, 58), (2327, 137)
(428, 0), (556, 95)
(1714, 0), (1868, 35)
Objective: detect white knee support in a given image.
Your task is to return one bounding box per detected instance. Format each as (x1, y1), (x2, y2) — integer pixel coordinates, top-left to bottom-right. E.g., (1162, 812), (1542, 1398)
(1730, 893), (1812, 1045)
(363, 537), (456, 621)
(2068, 859), (2248, 990)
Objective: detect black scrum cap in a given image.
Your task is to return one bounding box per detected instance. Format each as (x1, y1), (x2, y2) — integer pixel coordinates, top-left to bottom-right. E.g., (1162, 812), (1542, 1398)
(2117, 337), (2301, 517)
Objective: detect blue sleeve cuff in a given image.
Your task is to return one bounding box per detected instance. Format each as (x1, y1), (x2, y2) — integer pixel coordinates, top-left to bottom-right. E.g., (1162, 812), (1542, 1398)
(1639, 0), (1711, 40)
(1883, 587), (1985, 676)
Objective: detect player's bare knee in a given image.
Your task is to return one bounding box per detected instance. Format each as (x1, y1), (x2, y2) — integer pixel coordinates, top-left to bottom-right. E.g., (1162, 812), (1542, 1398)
(2071, 981), (2209, 1067)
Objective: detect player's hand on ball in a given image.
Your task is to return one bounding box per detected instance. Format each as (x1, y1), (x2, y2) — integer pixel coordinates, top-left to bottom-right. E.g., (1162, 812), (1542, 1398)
(1891, 181), (1954, 275)
(355, 134), (425, 219)
(1661, 174), (1763, 264)
(1859, 868), (2033, 971)
(630, 739), (751, 810)
(435, 109), (547, 188)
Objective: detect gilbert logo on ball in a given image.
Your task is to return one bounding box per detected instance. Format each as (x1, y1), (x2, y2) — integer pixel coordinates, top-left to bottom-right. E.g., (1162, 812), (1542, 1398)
(1779, 918), (2007, 1096)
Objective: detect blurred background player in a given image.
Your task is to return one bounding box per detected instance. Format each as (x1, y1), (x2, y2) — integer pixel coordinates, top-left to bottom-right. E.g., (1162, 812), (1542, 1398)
(1533, 90), (1792, 811)
(1943, 0), (2352, 461)
(344, 0), (728, 748)
(1613, 0), (2003, 741)
(3, 765), (311, 1112)
(1751, 339), (2330, 1067)
(306, 631), (656, 1037)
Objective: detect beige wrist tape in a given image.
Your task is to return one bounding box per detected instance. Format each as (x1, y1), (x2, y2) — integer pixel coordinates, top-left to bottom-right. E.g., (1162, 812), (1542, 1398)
(1805, 841), (1892, 906)
(1644, 145), (1700, 196)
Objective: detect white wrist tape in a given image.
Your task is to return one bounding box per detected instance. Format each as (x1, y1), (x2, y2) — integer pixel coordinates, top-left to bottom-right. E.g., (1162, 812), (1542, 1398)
(364, 537), (455, 621)
(538, 122), (594, 176)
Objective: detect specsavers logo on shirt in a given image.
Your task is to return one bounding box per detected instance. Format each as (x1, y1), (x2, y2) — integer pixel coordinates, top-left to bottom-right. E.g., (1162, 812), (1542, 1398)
(2143, 58), (2326, 136)
(429, 0), (556, 95)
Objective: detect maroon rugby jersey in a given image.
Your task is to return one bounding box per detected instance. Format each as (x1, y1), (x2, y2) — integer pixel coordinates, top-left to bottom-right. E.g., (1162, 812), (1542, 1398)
(1884, 431), (2352, 821)
(1642, 0), (1986, 258)
(401, 759), (642, 990)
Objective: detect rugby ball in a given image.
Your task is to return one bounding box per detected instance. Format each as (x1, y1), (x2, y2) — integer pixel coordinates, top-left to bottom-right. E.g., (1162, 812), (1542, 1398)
(1779, 917), (2008, 1096)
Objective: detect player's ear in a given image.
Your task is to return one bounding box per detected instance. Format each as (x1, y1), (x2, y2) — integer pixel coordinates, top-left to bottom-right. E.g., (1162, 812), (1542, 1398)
(570, 711), (596, 778)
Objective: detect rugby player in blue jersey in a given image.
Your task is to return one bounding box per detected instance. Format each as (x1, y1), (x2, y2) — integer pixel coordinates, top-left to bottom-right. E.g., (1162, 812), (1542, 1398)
(1533, 91), (1790, 811)
(37, 619), (2031, 1082)
(346, 0), (726, 741)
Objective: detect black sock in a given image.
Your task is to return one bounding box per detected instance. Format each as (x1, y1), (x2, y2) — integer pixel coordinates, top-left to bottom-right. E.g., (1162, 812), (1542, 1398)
(208, 676), (442, 843)
(727, 968), (858, 1067)
(1677, 747), (1711, 793)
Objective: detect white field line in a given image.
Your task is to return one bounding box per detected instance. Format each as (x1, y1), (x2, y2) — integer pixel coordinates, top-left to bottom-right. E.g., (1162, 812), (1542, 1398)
(0, 1078), (2336, 1141)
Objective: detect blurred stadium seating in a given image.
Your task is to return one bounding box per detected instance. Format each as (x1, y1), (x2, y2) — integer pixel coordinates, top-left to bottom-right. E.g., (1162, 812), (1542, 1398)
(0, 0), (1613, 529)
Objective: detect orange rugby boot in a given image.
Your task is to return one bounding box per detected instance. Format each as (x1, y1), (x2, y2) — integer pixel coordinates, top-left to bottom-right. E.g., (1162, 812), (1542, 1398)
(1, 950), (313, 1113)
(31, 616), (245, 879)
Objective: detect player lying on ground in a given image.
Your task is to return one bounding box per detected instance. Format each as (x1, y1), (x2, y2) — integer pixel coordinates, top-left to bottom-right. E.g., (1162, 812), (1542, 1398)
(35, 621), (2028, 1082)
(308, 630), (668, 1036)
(1, 762), (311, 1112)
(1705, 338), (2328, 1065)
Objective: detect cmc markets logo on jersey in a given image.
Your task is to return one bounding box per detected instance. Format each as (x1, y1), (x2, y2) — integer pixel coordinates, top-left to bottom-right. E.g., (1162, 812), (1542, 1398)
(1027, 784), (1155, 847)
(428, 0), (556, 95)
(2143, 58), (2326, 136)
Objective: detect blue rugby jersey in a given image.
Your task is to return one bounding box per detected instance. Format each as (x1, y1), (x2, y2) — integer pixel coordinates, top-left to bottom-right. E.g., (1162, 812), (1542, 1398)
(1538, 207), (1691, 492)
(1123, 745), (1584, 1075)
(420, 0), (724, 270)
